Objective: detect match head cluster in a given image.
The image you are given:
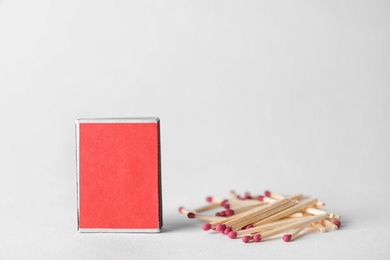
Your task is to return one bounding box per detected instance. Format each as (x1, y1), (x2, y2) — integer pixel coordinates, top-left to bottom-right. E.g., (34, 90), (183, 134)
(179, 190), (341, 244)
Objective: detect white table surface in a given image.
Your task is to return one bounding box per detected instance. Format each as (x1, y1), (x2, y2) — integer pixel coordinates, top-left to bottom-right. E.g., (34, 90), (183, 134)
(1, 165), (389, 259)
(1, 0), (389, 259)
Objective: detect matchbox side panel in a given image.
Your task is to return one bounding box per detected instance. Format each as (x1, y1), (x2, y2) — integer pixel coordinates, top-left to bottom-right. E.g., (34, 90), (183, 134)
(78, 122), (159, 229)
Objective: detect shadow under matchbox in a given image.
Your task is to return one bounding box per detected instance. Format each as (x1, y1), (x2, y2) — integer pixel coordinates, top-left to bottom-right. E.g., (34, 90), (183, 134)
(76, 118), (162, 232)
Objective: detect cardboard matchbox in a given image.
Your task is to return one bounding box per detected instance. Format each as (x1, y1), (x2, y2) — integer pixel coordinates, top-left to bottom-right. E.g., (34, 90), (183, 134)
(76, 117), (162, 232)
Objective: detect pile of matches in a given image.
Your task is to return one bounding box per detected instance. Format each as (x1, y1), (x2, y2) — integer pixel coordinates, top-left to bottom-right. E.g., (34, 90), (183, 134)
(179, 190), (341, 243)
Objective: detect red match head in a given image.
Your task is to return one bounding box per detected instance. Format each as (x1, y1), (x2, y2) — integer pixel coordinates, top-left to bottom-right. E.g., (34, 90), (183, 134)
(264, 190), (271, 197)
(283, 234), (292, 242)
(242, 236), (251, 243)
(245, 224), (254, 229)
(216, 212), (222, 217)
(178, 207), (183, 213)
(228, 231), (238, 239)
(334, 220), (341, 228)
(253, 234), (261, 242)
(257, 195), (264, 201)
(206, 196), (213, 202)
(225, 209), (235, 216)
(244, 192), (251, 199)
(220, 211), (227, 217)
(202, 223), (212, 231)
(223, 227), (232, 235)
(216, 224), (226, 232)
(187, 212), (195, 219)
(220, 199), (228, 207)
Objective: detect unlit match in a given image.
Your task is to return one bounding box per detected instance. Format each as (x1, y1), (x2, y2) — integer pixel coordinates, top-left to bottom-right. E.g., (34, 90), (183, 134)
(283, 226), (306, 242)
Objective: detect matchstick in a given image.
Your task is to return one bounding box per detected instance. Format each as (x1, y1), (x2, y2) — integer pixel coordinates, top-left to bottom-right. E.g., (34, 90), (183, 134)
(253, 233), (261, 242)
(223, 226), (232, 234)
(187, 212), (225, 223)
(285, 212), (304, 218)
(288, 193), (303, 200)
(264, 190), (285, 200)
(304, 207), (339, 219)
(193, 203), (220, 213)
(260, 193), (301, 202)
(255, 213), (330, 241)
(243, 191), (252, 200)
(242, 235), (252, 243)
(256, 195), (277, 203)
(237, 217), (306, 237)
(202, 223), (212, 231)
(229, 190), (238, 199)
(178, 207), (191, 215)
(311, 221), (326, 233)
(332, 214), (341, 220)
(322, 219), (338, 230)
(282, 226), (306, 242)
(333, 219), (341, 228)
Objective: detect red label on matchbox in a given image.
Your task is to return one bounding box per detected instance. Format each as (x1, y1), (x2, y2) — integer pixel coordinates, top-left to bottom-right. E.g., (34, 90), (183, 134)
(76, 118), (162, 232)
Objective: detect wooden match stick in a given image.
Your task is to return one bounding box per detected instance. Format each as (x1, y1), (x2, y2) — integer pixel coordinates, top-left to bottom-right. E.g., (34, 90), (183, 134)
(229, 190), (238, 199)
(332, 214), (341, 220)
(327, 218), (341, 228)
(253, 198), (318, 227)
(256, 195), (277, 203)
(288, 193), (303, 200)
(311, 221), (326, 233)
(237, 217), (306, 237)
(333, 219), (341, 228)
(180, 207), (224, 222)
(286, 212), (304, 218)
(193, 203), (220, 213)
(304, 207), (339, 219)
(282, 226), (306, 242)
(264, 190), (285, 200)
(257, 213), (330, 241)
(178, 207), (191, 215)
(322, 219), (338, 230)
(187, 212), (225, 222)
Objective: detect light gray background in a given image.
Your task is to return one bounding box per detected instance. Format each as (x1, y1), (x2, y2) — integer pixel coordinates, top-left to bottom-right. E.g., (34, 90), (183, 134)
(1, 0), (389, 259)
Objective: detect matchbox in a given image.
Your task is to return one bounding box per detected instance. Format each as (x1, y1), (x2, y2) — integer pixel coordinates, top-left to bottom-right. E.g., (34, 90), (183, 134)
(76, 118), (162, 232)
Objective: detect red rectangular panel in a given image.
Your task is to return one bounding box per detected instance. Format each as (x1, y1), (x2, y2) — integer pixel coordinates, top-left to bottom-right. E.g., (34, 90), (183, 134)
(76, 118), (162, 232)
